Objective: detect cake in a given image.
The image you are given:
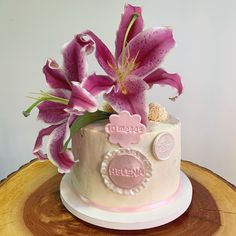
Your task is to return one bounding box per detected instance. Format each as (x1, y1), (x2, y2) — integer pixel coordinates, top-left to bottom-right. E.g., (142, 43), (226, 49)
(23, 3), (186, 226)
(71, 116), (181, 210)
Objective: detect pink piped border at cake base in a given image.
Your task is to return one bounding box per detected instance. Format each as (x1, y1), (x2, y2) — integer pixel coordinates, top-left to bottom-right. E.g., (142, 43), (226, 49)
(105, 111), (146, 148)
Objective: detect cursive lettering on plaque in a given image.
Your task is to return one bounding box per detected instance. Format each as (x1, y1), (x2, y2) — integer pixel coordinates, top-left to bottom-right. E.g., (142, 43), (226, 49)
(157, 140), (173, 153)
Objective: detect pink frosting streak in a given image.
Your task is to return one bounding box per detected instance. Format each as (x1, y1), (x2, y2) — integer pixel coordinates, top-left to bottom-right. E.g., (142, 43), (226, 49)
(79, 182), (181, 212)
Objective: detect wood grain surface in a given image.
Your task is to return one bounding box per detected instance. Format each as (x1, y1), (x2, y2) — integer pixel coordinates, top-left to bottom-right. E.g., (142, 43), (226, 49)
(0, 160), (235, 236)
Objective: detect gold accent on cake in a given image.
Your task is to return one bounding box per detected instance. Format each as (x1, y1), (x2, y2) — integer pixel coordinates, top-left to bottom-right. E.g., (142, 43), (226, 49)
(148, 103), (168, 122)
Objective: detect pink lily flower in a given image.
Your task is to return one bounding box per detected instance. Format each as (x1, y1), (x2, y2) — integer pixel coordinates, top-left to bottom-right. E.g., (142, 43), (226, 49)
(81, 4), (183, 124)
(25, 35), (98, 173)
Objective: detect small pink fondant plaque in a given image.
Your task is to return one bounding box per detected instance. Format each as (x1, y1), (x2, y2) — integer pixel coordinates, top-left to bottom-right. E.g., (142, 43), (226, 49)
(108, 154), (145, 189)
(105, 111), (146, 147)
(153, 132), (175, 160)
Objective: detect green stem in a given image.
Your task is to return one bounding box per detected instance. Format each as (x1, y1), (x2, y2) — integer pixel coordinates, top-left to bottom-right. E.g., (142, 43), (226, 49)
(121, 13), (139, 66)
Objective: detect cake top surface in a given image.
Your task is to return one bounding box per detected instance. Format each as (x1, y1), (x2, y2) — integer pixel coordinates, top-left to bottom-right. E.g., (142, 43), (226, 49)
(23, 4), (183, 173)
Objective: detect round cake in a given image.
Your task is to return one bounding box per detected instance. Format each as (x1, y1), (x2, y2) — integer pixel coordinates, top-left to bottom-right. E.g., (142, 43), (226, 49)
(71, 115), (181, 210)
(23, 3), (187, 227)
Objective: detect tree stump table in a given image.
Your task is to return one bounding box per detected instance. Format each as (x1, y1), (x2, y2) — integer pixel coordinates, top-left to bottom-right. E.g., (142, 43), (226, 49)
(0, 160), (235, 236)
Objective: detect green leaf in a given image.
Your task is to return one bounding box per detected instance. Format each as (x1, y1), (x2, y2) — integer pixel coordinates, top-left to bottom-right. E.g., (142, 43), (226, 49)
(64, 110), (111, 150)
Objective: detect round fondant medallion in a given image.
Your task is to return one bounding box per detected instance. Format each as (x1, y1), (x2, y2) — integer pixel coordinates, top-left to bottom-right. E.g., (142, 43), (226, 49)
(108, 154), (145, 189)
(153, 132), (175, 160)
(101, 149), (152, 195)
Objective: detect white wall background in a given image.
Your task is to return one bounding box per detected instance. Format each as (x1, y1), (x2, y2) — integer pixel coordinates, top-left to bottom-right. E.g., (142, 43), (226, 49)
(1, 0), (236, 184)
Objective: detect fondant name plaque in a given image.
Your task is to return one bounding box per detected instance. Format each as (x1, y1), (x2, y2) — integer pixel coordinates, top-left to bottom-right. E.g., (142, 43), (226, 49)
(105, 111), (146, 147)
(108, 154), (145, 189)
(109, 167), (144, 177)
(101, 149), (152, 195)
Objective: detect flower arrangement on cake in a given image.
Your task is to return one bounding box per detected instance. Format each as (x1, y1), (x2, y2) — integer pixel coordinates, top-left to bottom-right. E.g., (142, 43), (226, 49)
(23, 4), (182, 172)
(23, 4), (190, 229)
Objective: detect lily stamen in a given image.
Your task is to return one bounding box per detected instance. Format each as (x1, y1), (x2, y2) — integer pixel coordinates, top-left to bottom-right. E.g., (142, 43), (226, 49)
(121, 13), (139, 67)
(23, 91), (69, 117)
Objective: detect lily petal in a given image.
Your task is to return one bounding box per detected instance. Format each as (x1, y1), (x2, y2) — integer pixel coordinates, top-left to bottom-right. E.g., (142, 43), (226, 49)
(37, 89), (71, 124)
(144, 68), (183, 96)
(38, 101), (68, 124)
(115, 4), (143, 60)
(82, 73), (114, 96)
(104, 77), (148, 124)
(125, 27), (175, 77)
(83, 30), (117, 77)
(47, 122), (74, 173)
(68, 81), (98, 112)
(64, 108), (84, 116)
(43, 59), (70, 90)
(33, 125), (59, 160)
(62, 34), (94, 83)
(75, 34), (95, 54)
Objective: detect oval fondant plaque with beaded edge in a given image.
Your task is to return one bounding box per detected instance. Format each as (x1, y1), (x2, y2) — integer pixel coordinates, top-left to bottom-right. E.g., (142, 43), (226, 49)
(100, 149), (152, 195)
(153, 132), (175, 161)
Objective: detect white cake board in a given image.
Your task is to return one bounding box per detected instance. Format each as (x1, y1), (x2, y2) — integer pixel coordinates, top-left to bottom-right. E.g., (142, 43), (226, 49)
(60, 171), (192, 230)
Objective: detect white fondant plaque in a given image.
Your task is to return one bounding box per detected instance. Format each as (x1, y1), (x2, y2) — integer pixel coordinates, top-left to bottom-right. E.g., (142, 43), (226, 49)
(153, 132), (175, 161)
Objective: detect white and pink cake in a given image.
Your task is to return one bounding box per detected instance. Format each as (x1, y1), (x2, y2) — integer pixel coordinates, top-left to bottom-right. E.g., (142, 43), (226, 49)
(71, 115), (181, 210)
(24, 3), (191, 229)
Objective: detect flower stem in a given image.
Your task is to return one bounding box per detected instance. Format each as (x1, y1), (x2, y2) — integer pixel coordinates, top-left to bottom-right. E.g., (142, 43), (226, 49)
(121, 13), (139, 66)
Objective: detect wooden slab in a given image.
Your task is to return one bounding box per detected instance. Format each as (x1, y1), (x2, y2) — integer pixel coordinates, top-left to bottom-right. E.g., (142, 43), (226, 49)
(0, 160), (235, 235)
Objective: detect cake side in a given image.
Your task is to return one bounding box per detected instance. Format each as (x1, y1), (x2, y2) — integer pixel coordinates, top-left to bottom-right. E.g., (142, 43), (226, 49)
(71, 115), (181, 209)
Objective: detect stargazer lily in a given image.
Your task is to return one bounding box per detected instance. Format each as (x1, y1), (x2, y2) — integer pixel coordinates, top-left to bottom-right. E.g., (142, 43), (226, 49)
(81, 4), (183, 124)
(23, 35), (98, 173)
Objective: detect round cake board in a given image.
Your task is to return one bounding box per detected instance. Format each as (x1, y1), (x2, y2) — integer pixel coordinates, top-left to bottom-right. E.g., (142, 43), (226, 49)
(60, 171), (192, 230)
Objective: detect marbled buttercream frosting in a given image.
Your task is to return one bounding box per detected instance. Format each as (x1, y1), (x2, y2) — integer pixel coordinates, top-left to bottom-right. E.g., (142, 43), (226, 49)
(71, 115), (181, 209)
